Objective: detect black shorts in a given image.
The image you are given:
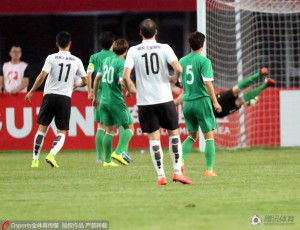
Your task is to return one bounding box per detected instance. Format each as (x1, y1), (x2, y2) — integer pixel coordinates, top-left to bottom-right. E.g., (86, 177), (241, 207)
(138, 101), (179, 133)
(214, 89), (240, 118)
(37, 94), (71, 130)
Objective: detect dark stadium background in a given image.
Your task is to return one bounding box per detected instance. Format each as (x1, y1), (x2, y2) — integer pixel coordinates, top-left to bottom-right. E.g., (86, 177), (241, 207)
(0, 0), (298, 90)
(0, 0), (197, 90)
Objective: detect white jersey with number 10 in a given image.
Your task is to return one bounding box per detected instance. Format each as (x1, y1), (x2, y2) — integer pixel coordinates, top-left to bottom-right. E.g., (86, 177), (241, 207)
(42, 51), (86, 97)
(124, 40), (178, 106)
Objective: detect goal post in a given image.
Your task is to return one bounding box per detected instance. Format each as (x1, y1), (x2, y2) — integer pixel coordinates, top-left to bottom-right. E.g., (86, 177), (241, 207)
(197, 0), (207, 152)
(197, 0), (300, 147)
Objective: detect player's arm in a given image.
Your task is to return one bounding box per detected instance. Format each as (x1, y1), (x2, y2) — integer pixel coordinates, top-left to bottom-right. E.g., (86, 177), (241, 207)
(86, 71), (93, 99)
(81, 76), (88, 86)
(73, 76), (87, 89)
(74, 60), (88, 89)
(174, 94), (183, 105)
(202, 58), (221, 113)
(92, 73), (102, 108)
(123, 48), (136, 95)
(171, 84), (183, 105)
(169, 60), (182, 84)
(205, 81), (222, 113)
(165, 45), (182, 83)
(92, 74), (97, 92)
(86, 58), (95, 99)
(25, 71), (48, 102)
(0, 75), (3, 94)
(122, 67), (136, 94)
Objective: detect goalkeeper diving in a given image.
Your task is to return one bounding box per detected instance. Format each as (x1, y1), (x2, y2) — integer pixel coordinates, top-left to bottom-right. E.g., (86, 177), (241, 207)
(173, 67), (275, 118)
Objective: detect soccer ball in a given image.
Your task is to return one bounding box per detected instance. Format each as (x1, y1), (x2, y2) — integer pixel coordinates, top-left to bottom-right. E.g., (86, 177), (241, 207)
(246, 96), (258, 106)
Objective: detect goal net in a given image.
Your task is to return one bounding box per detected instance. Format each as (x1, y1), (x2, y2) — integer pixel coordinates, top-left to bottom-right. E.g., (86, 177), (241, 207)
(204, 0), (300, 147)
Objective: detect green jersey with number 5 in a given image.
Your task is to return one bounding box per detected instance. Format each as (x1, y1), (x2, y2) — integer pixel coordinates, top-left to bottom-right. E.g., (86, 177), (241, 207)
(99, 55), (125, 104)
(179, 52), (214, 101)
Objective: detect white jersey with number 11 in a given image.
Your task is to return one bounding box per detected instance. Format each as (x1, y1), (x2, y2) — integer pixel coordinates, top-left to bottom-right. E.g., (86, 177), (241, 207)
(42, 50), (86, 97)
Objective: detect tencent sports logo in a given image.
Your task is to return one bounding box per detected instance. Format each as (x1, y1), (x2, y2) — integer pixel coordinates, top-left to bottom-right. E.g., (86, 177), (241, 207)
(1, 221), (10, 230)
(250, 214), (262, 226)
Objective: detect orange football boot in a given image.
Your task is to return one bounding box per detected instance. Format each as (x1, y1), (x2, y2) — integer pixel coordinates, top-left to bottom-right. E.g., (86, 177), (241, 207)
(204, 170), (218, 177)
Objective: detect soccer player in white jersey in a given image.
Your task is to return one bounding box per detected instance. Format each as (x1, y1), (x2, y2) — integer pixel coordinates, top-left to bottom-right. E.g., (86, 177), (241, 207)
(25, 31), (87, 168)
(123, 19), (194, 185)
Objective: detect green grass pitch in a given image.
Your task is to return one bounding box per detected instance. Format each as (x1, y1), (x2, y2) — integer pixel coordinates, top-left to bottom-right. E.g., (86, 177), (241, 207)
(0, 147), (299, 230)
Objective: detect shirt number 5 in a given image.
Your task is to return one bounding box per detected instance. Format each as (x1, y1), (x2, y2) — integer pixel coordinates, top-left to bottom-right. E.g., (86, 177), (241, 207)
(186, 65), (194, 85)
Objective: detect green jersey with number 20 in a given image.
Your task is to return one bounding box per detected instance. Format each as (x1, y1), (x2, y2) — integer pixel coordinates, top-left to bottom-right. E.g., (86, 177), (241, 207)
(98, 55), (125, 104)
(179, 52), (214, 101)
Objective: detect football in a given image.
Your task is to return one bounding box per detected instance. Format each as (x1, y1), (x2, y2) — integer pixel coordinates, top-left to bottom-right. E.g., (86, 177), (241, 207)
(246, 96), (258, 106)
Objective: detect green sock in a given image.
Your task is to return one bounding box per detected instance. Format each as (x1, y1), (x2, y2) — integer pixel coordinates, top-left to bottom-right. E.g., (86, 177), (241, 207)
(95, 129), (105, 160)
(114, 127), (133, 155)
(205, 139), (216, 171)
(119, 126), (125, 133)
(242, 84), (267, 102)
(103, 133), (113, 163)
(237, 72), (261, 90)
(182, 136), (196, 162)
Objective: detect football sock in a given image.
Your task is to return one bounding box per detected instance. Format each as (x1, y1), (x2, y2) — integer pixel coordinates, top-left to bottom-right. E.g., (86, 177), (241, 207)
(169, 135), (182, 175)
(33, 131), (45, 160)
(149, 140), (165, 179)
(242, 83), (267, 102)
(237, 72), (261, 90)
(119, 126), (124, 133)
(182, 136), (196, 162)
(50, 133), (66, 155)
(95, 128), (105, 160)
(205, 139), (216, 171)
(114, 127), (133, 155)
(103, 133), (113, 163)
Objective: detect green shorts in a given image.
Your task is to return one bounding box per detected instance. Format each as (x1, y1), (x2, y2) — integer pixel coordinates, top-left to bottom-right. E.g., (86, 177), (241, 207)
(183, 97), (218, 133)
(98, 102), (133, 127)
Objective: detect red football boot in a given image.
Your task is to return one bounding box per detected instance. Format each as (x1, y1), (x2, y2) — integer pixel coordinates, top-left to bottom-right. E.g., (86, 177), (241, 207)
(172, 173), (194, 184)
(157, 177), (167, 185)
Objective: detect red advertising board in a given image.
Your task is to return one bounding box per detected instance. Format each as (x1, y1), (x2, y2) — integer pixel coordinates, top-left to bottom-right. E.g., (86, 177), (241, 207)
(0, 92), (193, 150)
(1, 0), (196, 14)
(0, 89), (280, 151)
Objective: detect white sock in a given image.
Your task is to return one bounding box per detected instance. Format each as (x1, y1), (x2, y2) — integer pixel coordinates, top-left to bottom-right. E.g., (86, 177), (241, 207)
(169, 135), (182, 175)
(149, 140), (165, 179)
(50, 133), (66, 155)
(33, 131), (45, 160)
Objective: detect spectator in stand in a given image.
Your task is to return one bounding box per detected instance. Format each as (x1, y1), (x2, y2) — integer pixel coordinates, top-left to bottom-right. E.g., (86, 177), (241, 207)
(0, 46), (30, 95)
